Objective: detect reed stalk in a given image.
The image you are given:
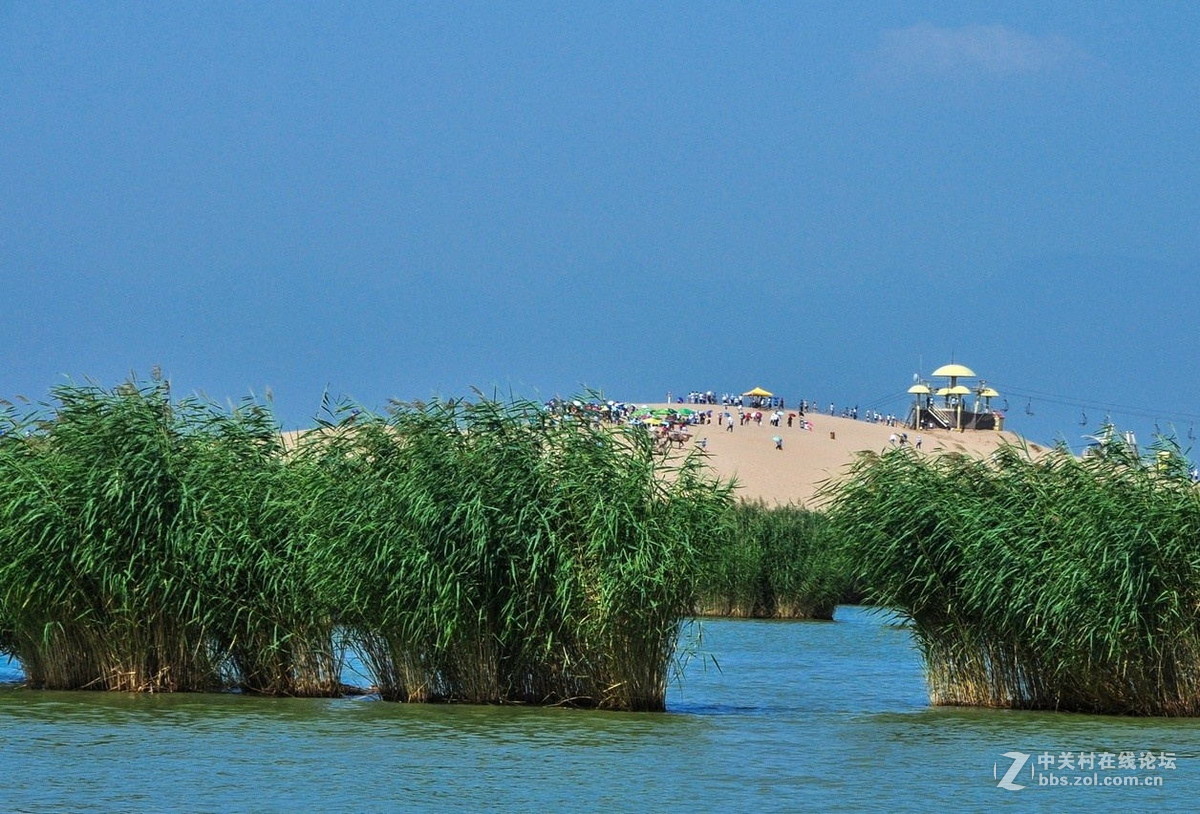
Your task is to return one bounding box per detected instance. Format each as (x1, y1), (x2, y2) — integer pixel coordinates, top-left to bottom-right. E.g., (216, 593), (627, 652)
(695, 502), (846, 620)
(0, 381), (730, 710)
(827, 437), (1200, 715)
(293, 394), (732, 710)
(0, 378), (221, 690)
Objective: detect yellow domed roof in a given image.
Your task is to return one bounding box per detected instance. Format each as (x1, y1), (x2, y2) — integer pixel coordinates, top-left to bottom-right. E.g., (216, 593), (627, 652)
(932, 363), (976, 378)
(907, 384), (931, 394)
(979, 387), (1000, 397)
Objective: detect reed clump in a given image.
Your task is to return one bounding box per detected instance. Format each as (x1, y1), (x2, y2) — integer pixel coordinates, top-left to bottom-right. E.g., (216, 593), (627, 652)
(695, 502), (846, 620)
(180, 403), (344, 697)
(301, 396), (732, 710)
(0, 380), (730, 711)
(826, 438), (1200, 715)
(0, 379), (222, 691)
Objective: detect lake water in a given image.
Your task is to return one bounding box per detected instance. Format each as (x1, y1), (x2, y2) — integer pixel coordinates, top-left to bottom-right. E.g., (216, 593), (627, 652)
(1, 607), (1195, 812)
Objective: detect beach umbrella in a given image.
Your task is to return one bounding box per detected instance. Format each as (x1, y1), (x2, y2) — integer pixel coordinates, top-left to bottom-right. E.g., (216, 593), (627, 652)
(908, 383), (931, 430)
(931, 364), (976, 378)
(938, 385), (971, 431)
(931, 364), (975, 417)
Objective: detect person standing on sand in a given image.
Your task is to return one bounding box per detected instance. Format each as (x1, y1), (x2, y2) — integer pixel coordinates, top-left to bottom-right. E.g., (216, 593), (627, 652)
(773, 436), (783, 450)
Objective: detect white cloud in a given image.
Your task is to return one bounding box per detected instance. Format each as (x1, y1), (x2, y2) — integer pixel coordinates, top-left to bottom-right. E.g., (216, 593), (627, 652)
(871, 22), (1086, 81)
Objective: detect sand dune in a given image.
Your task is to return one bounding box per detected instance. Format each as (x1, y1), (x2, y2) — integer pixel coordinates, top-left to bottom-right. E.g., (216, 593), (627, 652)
(639, 404), (1040, 507)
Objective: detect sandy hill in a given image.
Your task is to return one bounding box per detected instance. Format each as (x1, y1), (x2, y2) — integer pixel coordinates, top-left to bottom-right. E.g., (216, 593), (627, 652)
(640, 404), (1041, 508)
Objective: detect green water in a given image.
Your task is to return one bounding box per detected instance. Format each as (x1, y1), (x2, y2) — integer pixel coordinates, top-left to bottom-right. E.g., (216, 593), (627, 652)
(1, 607), (1195, 812)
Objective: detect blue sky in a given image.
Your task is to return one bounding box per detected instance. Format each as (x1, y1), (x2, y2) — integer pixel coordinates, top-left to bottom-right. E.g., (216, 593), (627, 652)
(3, 4), (1198, 453)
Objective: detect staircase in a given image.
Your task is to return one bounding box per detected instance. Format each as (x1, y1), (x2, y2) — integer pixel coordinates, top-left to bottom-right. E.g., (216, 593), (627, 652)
(923, 405), (953, 429)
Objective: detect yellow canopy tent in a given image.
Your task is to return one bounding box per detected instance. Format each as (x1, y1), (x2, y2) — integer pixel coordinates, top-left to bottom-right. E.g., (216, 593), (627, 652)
(742, 387), (773, 398)
(931, 363), (976, 378)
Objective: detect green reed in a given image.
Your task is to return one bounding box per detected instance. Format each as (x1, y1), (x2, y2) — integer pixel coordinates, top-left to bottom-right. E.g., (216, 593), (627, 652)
(301, 396), (732, 710)
(0, 379), (220, 690)
(826, 438), (1200, 715)
(0, 379), (732, 709)
(179, 402), (343, 696)
(695, 501), (847, 620)
(0, 378), (347, 694)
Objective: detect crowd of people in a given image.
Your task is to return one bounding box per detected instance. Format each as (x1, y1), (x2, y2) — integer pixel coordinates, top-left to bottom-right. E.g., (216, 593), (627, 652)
(545, 389), (920, 455)
(669, 389), (908, 426)
(549, 390), (913, 431)
(547, 391), (1200, 474)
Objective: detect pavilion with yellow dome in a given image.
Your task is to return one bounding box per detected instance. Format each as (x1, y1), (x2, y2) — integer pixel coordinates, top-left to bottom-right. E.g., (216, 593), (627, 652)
(907, 362), (1005, 432)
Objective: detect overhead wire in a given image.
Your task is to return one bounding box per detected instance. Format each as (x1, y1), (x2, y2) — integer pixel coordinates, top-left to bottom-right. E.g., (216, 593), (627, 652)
(989, 381), (1200, 426)
(809, 383), (1198, 445)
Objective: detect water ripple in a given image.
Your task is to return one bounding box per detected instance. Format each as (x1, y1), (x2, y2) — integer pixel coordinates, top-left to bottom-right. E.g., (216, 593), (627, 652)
(1, 608), (1194, 811)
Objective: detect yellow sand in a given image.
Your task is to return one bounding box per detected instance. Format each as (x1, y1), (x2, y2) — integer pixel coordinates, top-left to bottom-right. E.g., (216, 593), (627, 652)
(639, 404), (1040, 507)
